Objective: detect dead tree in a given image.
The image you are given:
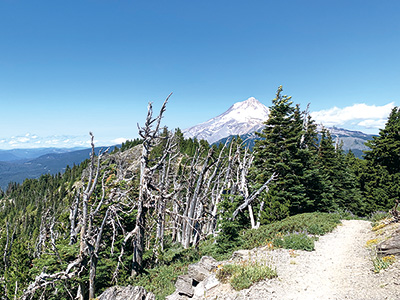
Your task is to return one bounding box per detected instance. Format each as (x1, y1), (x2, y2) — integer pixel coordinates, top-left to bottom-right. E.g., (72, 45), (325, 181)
(113, 93), (174, 277)
(181, 147), (214, 249)
(232, 172), (277, 221)
(21, 133), (110, 300)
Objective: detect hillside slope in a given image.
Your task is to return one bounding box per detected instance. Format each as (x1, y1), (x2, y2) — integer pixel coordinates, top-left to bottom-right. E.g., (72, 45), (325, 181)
(0, 147), (114, 189)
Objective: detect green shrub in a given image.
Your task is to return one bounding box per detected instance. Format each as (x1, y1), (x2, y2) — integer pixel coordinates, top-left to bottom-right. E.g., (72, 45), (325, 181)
(273, 232), (315, 251)
(216, 261), (277, 291)
(242, 212), (340, 249)
(369, 211), (390, 227)
(131, 263), (188, 300)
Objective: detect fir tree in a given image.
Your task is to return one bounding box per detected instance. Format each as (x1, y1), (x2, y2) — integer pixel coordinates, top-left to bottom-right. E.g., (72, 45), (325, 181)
(252, 86), (309, 222)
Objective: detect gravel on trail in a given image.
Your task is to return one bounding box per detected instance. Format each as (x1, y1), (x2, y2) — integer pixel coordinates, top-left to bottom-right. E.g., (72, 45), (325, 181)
(200, 220), (400, 300)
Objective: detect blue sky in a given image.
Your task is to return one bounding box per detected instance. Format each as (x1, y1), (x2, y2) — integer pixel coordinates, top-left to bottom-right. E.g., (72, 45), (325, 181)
(1, 0), (399, 149)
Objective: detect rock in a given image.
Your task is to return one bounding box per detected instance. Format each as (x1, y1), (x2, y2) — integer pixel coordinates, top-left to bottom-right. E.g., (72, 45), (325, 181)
(187, 256), (218, 282)
(98, 285), (155, 300)
(193, 274), (220, 297)
(175, 275), (194, 297)
(167, 256), (219, 299)
(378, 230), (400, 256)
(204, 274), (220, 290)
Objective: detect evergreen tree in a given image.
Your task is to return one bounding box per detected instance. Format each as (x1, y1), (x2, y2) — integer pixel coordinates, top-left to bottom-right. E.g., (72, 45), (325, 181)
(365, 107), (400, 174)
(362, 106), (400, 210)
(317, 129), (363, 214)
(252, 86), (309, 222)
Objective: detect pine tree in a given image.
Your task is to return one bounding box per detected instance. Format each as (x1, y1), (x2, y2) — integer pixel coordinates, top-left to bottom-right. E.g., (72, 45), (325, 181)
(252, 86), (309, 222)
(362, 106), (400, 210)
(365, 107), (400, 174)
(317, 129), (363, 214)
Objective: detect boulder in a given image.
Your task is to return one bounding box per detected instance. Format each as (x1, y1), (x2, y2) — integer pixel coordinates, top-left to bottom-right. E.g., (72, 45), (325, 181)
(98, 285), (155, 300)
(175, 275), (194, 297)
(167, 256), (219, 299)
(187, 256), (218, 282)
(377, 230), (400, 256)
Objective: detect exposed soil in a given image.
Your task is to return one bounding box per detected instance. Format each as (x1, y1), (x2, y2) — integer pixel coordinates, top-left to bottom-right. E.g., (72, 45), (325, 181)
(199, 220), (400, 300)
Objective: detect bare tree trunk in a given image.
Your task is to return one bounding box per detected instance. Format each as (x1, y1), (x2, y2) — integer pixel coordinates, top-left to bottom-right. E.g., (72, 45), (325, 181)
(182, 148), (213, 249)
(248, 205), (256, 228)
(69, 195), (79, 245)
(255, 201), (265, 229)
(232, 173), (277, 220)
(132, 94), (171, 276)
(88, 208), (109, 299)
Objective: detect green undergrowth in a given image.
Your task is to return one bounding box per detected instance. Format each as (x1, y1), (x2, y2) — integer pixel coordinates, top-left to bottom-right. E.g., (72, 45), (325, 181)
(216, 261), (277, 291)
(242, 212), (341, 250)
(369, 210), (391, 227)
(131, 212), (342, 299)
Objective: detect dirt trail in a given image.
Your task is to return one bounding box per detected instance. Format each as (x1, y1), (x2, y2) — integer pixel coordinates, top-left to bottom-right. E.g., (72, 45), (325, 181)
(201, 220), (400, 300)
(254, 220), (400, 300)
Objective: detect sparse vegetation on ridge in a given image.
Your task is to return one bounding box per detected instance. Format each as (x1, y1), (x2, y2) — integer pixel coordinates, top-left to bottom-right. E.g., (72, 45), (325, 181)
(2, 88), (400, 299)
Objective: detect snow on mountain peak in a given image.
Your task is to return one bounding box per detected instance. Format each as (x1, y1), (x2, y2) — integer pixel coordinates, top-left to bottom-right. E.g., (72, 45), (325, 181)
(232, 97), (259, 109)
(183, 97), (269, 143)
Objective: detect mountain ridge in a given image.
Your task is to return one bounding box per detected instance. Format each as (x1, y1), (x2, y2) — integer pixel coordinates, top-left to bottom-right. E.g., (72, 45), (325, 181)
(183, 97), (376, 156)
(0, 146), (116, 189)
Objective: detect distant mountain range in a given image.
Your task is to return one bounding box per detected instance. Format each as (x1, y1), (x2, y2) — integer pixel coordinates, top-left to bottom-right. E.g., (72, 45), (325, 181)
(183, 97), (376, 158)
(0, 146), (115, 190)
(0, 147), (85, 162)
(0, 97), (377, 189)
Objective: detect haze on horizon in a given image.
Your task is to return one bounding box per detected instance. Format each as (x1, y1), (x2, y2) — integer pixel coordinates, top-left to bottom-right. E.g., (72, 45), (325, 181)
(1, 1), (399, 149)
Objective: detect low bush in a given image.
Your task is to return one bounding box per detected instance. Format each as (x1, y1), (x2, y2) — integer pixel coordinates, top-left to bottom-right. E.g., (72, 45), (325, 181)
(273, 232), (315, 251)
(131, 263), (188, 300)
(216, 261), (277, 291)
(369, 211), (390, 227)
(242, 212), (341, 249)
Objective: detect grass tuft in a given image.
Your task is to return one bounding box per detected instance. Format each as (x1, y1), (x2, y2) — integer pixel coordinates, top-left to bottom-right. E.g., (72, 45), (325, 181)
(372, 255), (396, 273)
(216, 260), (277, 291)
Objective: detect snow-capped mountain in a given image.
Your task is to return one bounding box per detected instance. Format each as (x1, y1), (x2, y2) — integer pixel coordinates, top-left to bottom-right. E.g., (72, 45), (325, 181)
(183, 97), (269, 143)
(183, 97), (376, 158)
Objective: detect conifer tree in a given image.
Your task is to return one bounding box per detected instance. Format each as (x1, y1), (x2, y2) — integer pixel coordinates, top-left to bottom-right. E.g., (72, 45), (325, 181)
(252, 86), (309, 222)
(361, 107), (400, 210)
(317, 129), (363, 213)
(365, 107), (400, 174)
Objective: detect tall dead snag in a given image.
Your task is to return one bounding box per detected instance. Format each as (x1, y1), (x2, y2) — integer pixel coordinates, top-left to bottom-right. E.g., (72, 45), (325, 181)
(154, 134), (179, 253)
(131, 93), (173, 276)
(181, 147), (214, 249)
(21, 133), (110, 300)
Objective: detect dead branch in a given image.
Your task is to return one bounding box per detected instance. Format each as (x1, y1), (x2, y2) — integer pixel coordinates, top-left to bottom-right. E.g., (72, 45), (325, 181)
(232, 172), (277, 220)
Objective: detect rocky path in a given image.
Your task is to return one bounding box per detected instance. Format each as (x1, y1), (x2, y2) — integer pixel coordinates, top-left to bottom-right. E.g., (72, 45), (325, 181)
(183, 220), (400, 300)
(264, 220), (400, 300)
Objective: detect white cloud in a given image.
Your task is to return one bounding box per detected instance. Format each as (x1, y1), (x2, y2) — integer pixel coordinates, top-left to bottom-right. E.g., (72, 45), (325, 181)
(17, 137), (30, 143)
(0, 134), (91, 149)
(111, 137), (128, 144)
(357, 119), (387, 129)
(311, 102), (395, 131)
